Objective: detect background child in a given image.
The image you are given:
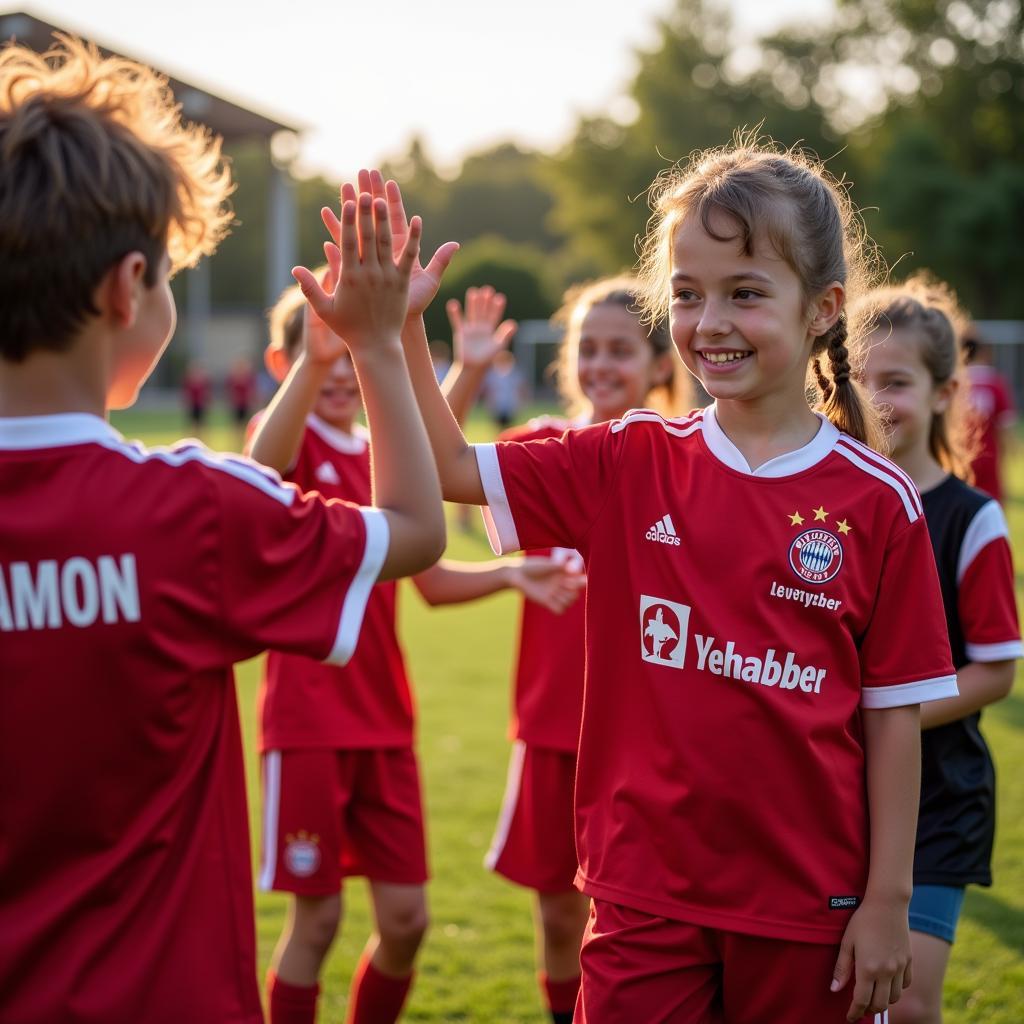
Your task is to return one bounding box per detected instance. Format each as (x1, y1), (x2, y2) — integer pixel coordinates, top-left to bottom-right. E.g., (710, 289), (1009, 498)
(0, 38), (444, 1024)
(445, 275), (684, 1023)
(960, 328), (1016, 504)
(859, 275), (1021, 1024)
(248, 256), (583, 1024)
(376, 143), (960, 1023)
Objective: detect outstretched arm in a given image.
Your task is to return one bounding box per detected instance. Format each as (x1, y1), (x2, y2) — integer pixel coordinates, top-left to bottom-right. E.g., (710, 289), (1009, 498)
(294, 180), (445, 580)
(441, 286), (517, 427)
(412, 555), (585, 611)
(323, 172), (486, 505)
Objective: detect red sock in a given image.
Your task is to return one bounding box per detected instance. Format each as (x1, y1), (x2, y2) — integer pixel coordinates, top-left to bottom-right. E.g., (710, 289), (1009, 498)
(267, 971), (319, 1024)
(346, 954), (413, 1024)
(541, 971), (581, 1015)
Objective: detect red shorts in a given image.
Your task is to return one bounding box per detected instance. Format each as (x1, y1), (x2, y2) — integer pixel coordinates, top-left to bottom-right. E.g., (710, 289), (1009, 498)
(486, 741), (578, 893)
(577, 900), (888, 1024)
(259, 747), (428, 894)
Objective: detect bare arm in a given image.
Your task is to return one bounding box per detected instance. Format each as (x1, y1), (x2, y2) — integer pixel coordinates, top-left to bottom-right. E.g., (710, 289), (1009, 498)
(246, 352), (321, 471)
(294, 179), (445, 580)
(412, 556), (585, 611)
(832, 704), (919, 1022)
(920, 660), (1015, 729)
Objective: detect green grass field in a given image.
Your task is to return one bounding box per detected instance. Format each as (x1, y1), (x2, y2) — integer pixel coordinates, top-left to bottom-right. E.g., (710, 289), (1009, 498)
(111, 405), (1024, 1022)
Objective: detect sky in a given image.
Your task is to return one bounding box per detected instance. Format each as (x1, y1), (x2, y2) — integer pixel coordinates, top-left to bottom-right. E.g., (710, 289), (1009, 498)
(23, 0), (835, 179)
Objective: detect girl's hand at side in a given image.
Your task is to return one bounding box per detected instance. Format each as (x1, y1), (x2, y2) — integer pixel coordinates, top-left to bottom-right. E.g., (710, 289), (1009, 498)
(832, 896), (912, 1022)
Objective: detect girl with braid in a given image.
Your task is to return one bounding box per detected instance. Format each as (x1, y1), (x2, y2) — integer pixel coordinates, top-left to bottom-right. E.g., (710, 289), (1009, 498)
(860, 276), (1021, 1024)
(347, 146), (958, 1023)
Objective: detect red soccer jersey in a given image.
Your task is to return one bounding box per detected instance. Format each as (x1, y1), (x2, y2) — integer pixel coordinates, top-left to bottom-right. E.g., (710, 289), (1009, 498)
(501, 417), (586, 752)
(478, 404), (956, 943)
(965, 364), (1015, 502)
(0, 414), (388, 1024)
(259, 415), (414, 751)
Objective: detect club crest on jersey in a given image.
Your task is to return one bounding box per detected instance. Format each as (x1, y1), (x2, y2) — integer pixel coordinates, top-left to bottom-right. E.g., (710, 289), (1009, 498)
(789, 529), (843, 585)
(284, 831), (321, 878)
(639, 594), (691, 668)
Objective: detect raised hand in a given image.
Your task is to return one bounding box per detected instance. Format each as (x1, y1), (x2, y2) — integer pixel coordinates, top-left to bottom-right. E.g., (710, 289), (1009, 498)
(293, 183), (421, 354)
(511, 556), (586, 615)
(447, 286), (517, 370)
(302, 266), (350, 367)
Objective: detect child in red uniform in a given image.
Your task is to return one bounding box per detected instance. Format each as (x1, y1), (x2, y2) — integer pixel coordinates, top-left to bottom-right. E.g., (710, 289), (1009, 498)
(377, 142), (960, 1024)
(861, 277), (1021, 1024)
(0, 38), (444, 1024)
(961, 330), (1015, 503)
(446, 276), (684, 1023)
(249, 253), (583, 1024)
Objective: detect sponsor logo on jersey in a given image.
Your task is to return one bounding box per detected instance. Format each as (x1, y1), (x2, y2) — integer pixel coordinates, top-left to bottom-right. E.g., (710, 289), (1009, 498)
(645, 513), (681, 546)
(639, 596), (827, 693)
(639, 595), (690, 668)
(284, 831), (321, 878)
(789, 529), (843, 584)
(769, 581), (843, 612)
(315, 461), (341, 485)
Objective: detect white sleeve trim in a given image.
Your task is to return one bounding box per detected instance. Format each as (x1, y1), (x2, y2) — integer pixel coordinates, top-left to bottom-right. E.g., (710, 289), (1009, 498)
(860, 675), (959, 708)
(957, 500), (1009, 583)
(966, 639), (1024, 662)
(476, 443), (522, 555)
(325, 508), (389, 665)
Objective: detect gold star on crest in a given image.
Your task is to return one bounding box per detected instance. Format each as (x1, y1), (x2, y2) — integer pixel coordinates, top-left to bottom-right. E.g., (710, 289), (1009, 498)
(789, 511), (805, 526)
(813, 506), (829, 522)
(837, 519), (852, 535)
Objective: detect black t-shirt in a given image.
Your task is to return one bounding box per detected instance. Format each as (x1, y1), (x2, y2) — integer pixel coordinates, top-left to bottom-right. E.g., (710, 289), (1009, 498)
(916, 475), (1019, 886)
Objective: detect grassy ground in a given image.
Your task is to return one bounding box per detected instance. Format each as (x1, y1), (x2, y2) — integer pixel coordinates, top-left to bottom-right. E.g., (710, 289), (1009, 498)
(110, 406), (1024, 1022)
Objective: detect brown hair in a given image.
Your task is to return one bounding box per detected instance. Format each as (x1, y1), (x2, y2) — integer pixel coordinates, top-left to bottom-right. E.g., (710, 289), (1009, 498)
(552, 275), (689, 418)
(855, 273), (977, 480)
(637, 135), (885, 450)
(0, 35), (233, 362)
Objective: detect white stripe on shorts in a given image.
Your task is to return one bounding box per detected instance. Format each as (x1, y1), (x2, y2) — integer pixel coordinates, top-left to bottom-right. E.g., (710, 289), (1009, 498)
(259, 750), (282, 891)
(484, 740), (527, 871)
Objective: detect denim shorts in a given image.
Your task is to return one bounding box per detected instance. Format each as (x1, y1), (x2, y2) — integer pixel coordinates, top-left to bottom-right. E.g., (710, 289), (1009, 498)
(908, 884), (966, 943)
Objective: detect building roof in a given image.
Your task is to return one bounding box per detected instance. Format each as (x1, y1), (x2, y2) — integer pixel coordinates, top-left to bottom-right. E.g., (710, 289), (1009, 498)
(0, 10), (301, 139)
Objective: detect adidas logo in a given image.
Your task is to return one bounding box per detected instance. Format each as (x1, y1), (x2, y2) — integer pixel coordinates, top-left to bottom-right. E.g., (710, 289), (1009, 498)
(315, 461), (341, 485)
(646, 513), (681, 546)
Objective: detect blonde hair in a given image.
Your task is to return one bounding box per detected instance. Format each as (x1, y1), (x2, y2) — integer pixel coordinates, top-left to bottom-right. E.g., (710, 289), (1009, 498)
(855, 273), (977, 481)
(637, 135), (885, 450)
(0, 35), (233, 360)
(552, 275), (688, 419)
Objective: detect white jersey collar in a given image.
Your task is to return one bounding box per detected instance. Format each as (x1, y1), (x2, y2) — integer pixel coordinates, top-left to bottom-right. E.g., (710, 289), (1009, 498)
(701, 403), (840, 478)
(0, 413), (122, 450)
(307, 413), (369, 454)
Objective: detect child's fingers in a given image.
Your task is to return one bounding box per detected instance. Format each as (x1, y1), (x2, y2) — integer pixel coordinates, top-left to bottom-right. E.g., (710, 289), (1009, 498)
(846, 976), (875, 1023)
(291, 266), (331, 320)
(341, 182), (357, 206)
(423, 240), (460, 285)
(446, 299), (463, 336)
(465, 286), (479, 322)
(357, 168), (372, 194)
(369, 168), (386, 203)
(357, 193), (378, 267)
(495, 319), (518, 349)
(324, 241), (342, 283)
(397, 215), (423, 276)
(339, 199), (359, 265)
(487, 291), (508, 323)
(831, 941), (852, 995)
(321, 206), (341, 244)
(373, 197), (393, 266)
(902, 960), (912, 991)
(385, 179), (409, 239)
(887, 971), (903, 1008)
